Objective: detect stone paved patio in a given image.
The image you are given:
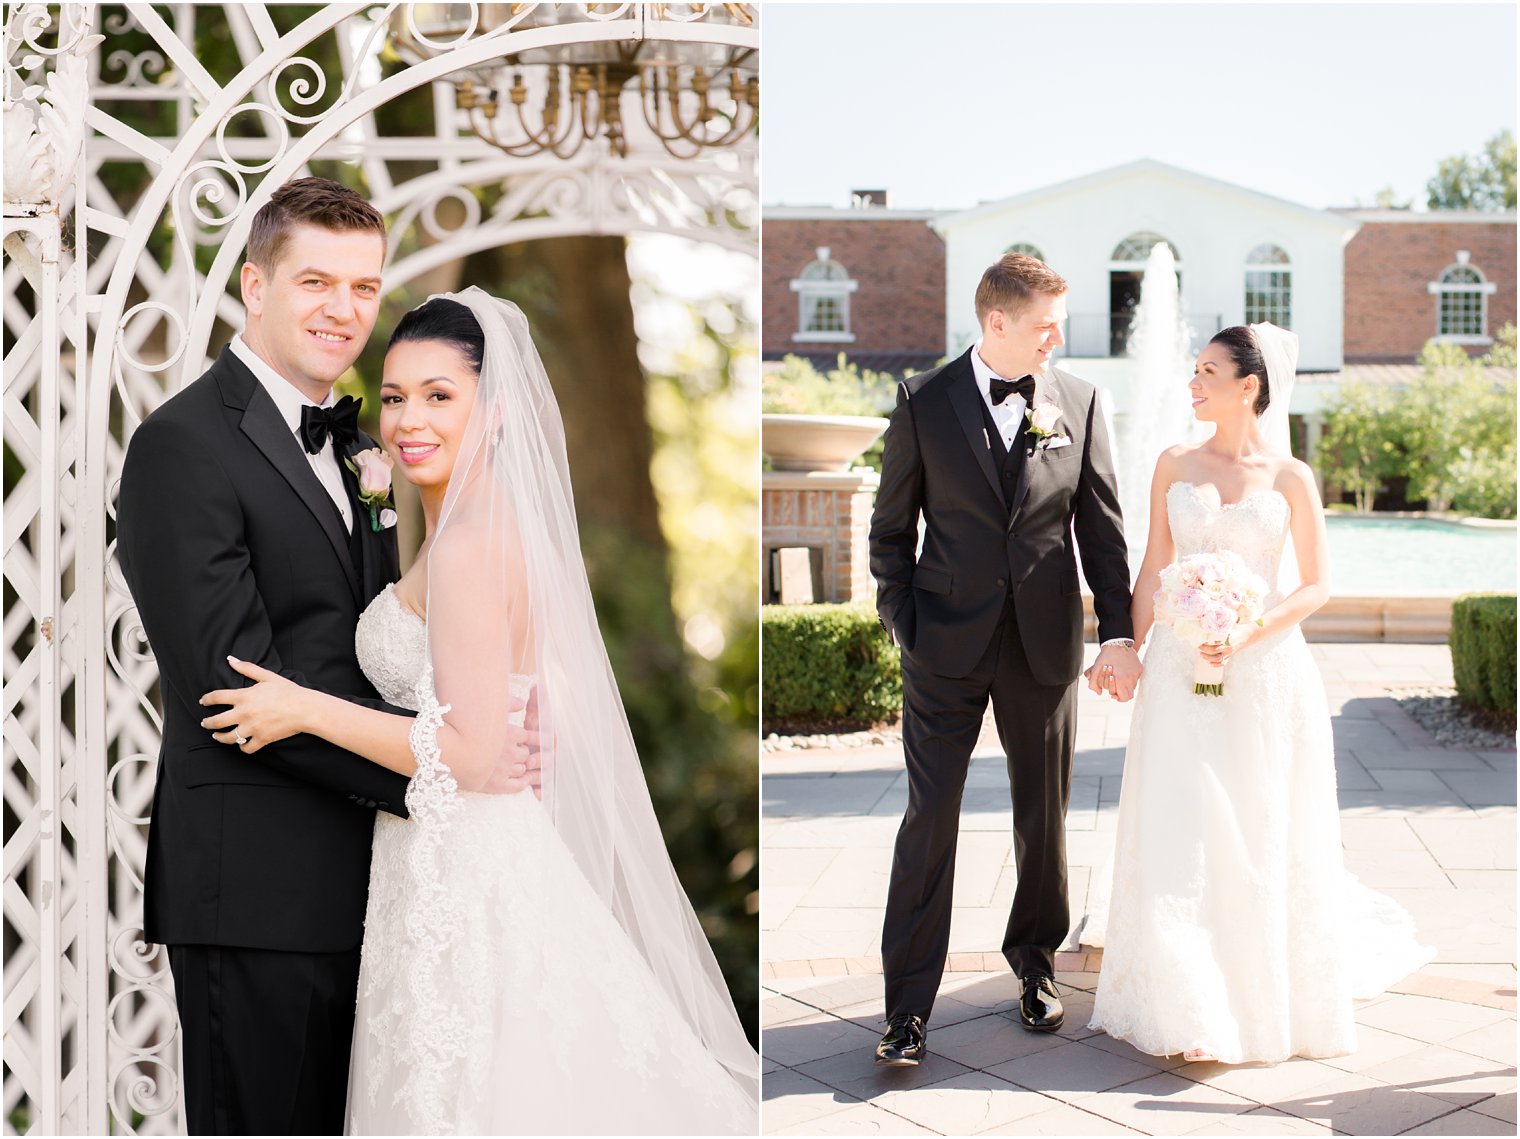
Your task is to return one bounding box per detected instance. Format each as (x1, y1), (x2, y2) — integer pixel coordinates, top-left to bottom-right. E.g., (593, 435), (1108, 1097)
(761, 644), (1516, 1135)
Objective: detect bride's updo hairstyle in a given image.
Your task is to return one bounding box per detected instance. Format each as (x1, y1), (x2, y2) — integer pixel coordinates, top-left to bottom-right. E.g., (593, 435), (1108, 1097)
(388, 297), (486, 376)
(1208, 326), (1270, 416)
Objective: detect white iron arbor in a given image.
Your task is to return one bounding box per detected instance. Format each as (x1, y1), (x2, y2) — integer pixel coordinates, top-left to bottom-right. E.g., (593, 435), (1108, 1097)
(2, 4), (757, 1132)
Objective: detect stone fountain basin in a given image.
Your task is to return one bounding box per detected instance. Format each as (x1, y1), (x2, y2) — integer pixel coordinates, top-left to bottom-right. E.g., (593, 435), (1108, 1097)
(762, 414), (889, 472)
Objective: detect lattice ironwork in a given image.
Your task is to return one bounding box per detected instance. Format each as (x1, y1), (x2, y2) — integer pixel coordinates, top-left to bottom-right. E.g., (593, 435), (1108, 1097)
(3, 4), (756, 1132)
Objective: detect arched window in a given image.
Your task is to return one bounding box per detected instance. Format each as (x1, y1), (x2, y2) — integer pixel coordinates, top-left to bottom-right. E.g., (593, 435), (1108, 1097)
(1004, 242), (1044, 261)
(1429, 252), (1496, 342)
(1244, 243), (1291, 329)
(789, 247), (858, 342)
(1109, 232), (1180, 265)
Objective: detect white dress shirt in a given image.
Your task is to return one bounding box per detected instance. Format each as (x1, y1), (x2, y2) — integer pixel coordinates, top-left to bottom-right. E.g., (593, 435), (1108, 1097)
(229, 334), (353, 531)
(969, 340), (1034, 452)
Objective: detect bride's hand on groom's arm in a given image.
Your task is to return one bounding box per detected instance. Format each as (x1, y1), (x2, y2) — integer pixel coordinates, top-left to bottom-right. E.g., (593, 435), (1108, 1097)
(200, 656), (317, 752)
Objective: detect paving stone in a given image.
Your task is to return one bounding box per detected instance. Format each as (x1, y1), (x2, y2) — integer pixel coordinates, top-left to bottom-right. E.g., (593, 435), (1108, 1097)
(1409, 817), (1516, 870)
(1323, 1023), (1433, 1073)
(1177, 1057), (1356, 1106)
(1368, 768), (1453, 793)
(1400, 1105), (1518, 1134)
(831, 992), (990, 1034)
(772, 1100), (936, 1134)
(1438, 771), (1520, 808)
(872, 1069), (1060, 1133)
(1181, 1105), (1334, 1134)
(764, 1016), (885, 1068)
(796, 1043), (974, 1104)
(1348, 747), (1490, 771)
(988, 1039), (1161, 1102)
(927, 1012), (1072, 1070)
(764, 772), (902, 817)
(1444, 1018), (1518, 1065)
(761, 1068), (862, 1132)
(1354, 994), (1513, 1045)
(1359, 1042), (1517, 1105)
(1273, 1069), (1468, 1134)
(766, 994), (827, 1028)
(973, 1098), (1145, 1134)
(1082, 1029), (1190, 1072)
(1069, 1070), (1260, 1135)
(1470, 1090), (1516, 1124)
(1343, 847), (1452, 890)
(1339, 817), (1423, 850)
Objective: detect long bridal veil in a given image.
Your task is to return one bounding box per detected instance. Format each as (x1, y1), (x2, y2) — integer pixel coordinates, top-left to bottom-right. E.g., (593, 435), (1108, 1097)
(413, 287), (758, 1111)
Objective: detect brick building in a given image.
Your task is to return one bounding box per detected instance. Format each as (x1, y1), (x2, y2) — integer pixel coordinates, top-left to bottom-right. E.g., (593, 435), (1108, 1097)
(1339, 210), (1517, 363)
(762, 207), (946, 373)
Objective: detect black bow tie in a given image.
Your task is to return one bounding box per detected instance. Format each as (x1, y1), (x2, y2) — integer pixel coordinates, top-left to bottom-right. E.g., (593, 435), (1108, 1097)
(299, 396), (362, 455)
(989, 375), (1036, 407)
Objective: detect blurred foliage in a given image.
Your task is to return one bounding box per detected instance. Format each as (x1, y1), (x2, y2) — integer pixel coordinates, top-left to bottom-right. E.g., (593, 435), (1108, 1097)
(762, 603), (902, 730)
(1450, 594), (1518, 713)
(1316, 326), (1516, 517)
(1426, 130), (1517, 211)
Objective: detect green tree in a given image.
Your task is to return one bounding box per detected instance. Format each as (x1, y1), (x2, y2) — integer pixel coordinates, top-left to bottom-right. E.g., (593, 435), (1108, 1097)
(1426, 130), (1518, 211)
(1315, 381), (1400, 512)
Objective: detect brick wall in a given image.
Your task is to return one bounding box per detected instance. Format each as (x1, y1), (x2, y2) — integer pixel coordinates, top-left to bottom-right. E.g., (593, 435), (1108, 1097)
(763, 218), (945, 359)
(1344, 221), (1517, 362)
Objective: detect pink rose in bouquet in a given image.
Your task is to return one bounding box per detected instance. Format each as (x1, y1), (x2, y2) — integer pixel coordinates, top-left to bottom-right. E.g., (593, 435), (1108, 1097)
(1153, 550), (1269, 695)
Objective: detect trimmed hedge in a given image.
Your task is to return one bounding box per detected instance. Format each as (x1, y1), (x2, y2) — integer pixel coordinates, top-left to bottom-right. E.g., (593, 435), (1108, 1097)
(1450, 593), (1517, 713)
(762, 603), (901, 727)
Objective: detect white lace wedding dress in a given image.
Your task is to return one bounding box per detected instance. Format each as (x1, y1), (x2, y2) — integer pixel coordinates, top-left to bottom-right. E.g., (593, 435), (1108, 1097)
(344, 584), (755, 1135)
(1085, 482), (1433, 1063)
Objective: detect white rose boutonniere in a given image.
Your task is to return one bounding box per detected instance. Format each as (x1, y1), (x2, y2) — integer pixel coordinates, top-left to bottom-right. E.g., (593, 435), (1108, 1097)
(344, 447), (395, 532)
(1025, 402), (1071, 450)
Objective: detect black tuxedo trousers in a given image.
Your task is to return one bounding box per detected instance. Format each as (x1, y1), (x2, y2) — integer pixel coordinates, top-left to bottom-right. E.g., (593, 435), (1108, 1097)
(117, 347), (412, 1134)
(884, 599), (1077, 1020)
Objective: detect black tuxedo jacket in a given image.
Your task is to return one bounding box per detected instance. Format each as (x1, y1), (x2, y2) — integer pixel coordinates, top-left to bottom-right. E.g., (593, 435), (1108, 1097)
(117, 346), (412, 953)
(869, 350), (1133, 682)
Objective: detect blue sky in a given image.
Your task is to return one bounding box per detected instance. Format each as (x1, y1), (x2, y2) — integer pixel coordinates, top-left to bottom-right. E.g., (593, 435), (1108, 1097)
(761, 3), (1517, 211)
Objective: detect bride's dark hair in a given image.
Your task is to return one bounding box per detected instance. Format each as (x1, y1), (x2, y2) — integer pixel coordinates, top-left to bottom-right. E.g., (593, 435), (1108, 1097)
(388, 297), (486, 375)
(1209, 326), (1270, 416)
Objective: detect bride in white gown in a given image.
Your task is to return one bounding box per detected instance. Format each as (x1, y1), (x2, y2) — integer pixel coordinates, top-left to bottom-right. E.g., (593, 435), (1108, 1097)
(199, 289), (757, 1133)
(1084, 323), (1432, 1065)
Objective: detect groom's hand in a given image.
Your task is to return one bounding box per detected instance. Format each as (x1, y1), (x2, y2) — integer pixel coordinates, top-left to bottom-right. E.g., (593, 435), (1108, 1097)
(1088, 644), (1142, 702)
(480, 690), (546, 798)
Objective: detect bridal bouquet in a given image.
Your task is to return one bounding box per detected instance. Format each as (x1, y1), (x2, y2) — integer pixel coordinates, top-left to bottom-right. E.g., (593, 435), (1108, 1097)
(1153, 551), (1269, 696)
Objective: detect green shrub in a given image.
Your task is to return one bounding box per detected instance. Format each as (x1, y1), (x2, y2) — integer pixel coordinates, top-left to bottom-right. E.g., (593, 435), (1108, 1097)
(1450, 593), (1517, 713)
(762, 602), (901, 728)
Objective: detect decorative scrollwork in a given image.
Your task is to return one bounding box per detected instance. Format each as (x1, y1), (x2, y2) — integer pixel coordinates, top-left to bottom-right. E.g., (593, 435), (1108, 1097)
(101, 48), (167, 88)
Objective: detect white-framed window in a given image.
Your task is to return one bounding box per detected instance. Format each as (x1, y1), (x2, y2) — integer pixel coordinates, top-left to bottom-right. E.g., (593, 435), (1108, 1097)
(1109, 232), (1180, 266)
(1004, 242), (1045, 261)
(1428, 251), (1496, 343)
(790, 247), (858, 342)
(1244, 243), (1292, 329)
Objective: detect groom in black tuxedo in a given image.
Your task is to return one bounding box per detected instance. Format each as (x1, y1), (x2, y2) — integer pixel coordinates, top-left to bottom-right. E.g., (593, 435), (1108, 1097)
(118, 178), (539, 1134)
(869, 254), (1139, 1064)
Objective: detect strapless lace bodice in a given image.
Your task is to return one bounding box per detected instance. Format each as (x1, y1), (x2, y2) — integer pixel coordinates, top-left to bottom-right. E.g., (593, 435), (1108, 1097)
(1166, 481), (1290, 591)
(356, 583), (428, 710)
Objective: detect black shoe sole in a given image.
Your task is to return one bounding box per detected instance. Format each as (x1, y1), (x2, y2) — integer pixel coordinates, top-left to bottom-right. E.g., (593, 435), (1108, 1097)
(1018, 1017), (1064, 1032)
(874, 1053), (924, 1067)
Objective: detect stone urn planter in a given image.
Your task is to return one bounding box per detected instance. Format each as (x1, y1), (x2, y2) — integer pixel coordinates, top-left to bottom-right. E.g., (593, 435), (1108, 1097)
(762, 414), (889, 472)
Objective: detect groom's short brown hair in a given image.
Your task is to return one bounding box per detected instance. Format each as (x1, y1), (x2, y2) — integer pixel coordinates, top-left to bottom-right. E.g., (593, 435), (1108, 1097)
(975, 253), (1067, 324)
(246, 177), (386, 272)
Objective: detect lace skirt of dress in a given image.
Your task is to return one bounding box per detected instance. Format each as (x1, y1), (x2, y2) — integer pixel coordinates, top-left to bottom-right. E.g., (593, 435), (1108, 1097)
(1085, 623), (1434, 1064)
(346, 791), (755, 1135)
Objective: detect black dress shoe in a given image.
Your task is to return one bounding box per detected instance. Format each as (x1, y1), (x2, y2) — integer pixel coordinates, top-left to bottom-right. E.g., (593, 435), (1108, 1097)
(1018, 974), (1064, 1031)
(874, 1014), (927, 1066)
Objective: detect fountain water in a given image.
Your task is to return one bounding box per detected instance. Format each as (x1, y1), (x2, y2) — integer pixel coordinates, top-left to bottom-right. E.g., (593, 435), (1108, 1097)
(1113, 242), (1204, 560)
